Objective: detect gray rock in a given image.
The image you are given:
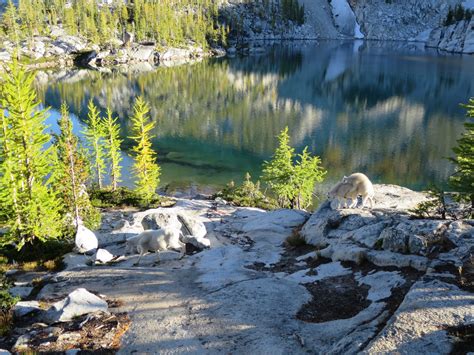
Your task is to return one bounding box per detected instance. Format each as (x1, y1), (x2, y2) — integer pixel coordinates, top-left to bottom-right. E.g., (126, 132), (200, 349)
(381, 226), (409, 253)
(363, 280), (474, 353)
(9, 286), (33, 299)
(13, 301), (41, 318)
(141, 210), (181, 230)
(463, 19), (474, 53)
(51, 35), (86, 54)
(158, 47), (192, 62)
(42, 288), (108, 323)
(345, 221), (388, 248)
(0, 349), (11, 354)
(366, 250), (429, 271)
(12, 334), (31, 352)
(129, 44), (155, 62)
(123, 31), (134, 46)
(331, 242), (368, 264)
(63, 253), (90, 270)
(94, 248), (114, 264)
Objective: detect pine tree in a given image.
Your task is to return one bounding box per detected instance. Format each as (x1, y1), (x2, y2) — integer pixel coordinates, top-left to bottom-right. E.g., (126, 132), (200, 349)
(449, 98), (474, 215)
(104, 107), (122, 191)
(2, 0), (22, 57)
(53, 103), (100, 231)
(261, 127), (295, 208)
(83, 99), (106, 189)
(129, 96), (160, 202)
(262, 127), (326, 209)
(292, 147), (326, 209)
(0, 62), (62, 248)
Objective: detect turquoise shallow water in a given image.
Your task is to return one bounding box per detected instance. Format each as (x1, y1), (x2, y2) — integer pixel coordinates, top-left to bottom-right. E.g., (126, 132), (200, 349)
(40, 40), (474, 195)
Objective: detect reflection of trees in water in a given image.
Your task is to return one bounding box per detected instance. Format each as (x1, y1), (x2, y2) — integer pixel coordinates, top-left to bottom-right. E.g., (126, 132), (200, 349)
(37, 43), (474, 189)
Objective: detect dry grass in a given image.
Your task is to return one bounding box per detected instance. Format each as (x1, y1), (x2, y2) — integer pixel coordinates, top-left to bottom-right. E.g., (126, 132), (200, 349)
(285, 229), (307, 248)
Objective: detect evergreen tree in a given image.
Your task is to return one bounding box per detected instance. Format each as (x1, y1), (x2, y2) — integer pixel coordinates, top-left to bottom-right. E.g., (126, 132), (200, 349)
(0, 62), (62, 248)
(292, 147), (326, 209)
(262, 127), (326, 209)
(53, 103), (100, 230)
(261, 127), (295, 208)
(83, 99), (106, 189)
(449, 98), (474, 215)
(1, 0), (22, 56)
(129, 96), (160, 202)
(104, 107), (122, 191)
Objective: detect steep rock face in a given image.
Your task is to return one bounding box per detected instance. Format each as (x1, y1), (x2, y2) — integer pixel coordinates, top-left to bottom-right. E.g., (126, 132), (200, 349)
(426, 19), (474, 54)
(352, 0), (460, 40)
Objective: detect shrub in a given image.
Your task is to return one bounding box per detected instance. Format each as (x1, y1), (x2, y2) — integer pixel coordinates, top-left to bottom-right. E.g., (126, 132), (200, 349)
(216, 173), (277, 210)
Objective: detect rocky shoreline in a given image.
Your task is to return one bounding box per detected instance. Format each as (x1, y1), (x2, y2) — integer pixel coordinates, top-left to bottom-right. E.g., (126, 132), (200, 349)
(3, 184), (473, 353)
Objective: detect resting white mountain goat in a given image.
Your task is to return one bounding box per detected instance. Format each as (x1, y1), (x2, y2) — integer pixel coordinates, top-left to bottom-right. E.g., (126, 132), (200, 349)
(133, 228), (186, 265)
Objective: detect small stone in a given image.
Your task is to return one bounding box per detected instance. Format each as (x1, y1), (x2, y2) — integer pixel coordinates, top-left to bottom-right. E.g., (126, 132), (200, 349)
(9, 286), (34, 299)
(13, 334), (31, 351)
(94, 248), (114, 264)
(13, 301), (41, 318)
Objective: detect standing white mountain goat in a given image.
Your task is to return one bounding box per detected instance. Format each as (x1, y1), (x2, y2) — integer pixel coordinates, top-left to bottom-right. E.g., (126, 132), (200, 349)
(133, 227), (186, 265)
(328, 173), (375, 209)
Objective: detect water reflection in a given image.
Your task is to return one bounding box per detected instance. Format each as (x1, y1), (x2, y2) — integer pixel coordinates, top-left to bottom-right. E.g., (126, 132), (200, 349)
(37, 41), (474, 194)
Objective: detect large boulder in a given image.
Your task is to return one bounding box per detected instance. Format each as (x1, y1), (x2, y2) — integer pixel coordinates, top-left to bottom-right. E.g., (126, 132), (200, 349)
(363, 280), (474, 353)
(129, 44), (155, 62)
(42, 288), (108, 323)
(140, 209), (211, 249)
(75, 225), (98, 254)
(51, 35), (86, 55)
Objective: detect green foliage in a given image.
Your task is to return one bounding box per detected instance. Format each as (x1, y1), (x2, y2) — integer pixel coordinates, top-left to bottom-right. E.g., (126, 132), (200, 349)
(89, 186), (172, 209)
(0, 0), (227, 48)
(262, 127), (326, 209)
(0, 62), (62, 248)
(449, 99), (474, 217)
(1, 0), (21, 50)
(409, 185), (448, 219)
(281, 0), (305, 25)
(52, 103), (100, 232)
(104, 108), (123, 191)
(83, 99), (106, 189)
(216, 172), (277, 209)
(129, 96), (161, 203)
(445, 5), (472, 25)
(0, 282), (19, 335)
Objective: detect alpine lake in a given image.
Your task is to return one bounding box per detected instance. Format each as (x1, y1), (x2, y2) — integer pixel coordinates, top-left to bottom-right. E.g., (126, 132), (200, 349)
(38, 40), (474, 199)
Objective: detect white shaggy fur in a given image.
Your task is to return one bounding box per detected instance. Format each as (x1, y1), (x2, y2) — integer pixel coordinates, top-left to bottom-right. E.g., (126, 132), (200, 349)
(125, 235), (141, 255)
(341, 173), (375, 208)
(134, 228), (186, 265)
(328, 181), (358, 209)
